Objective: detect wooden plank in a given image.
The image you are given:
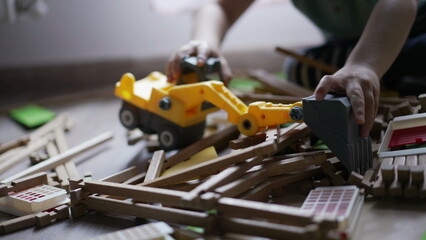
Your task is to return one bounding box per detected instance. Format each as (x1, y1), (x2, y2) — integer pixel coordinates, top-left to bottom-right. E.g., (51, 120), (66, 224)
(419, 154), (426, 198)
(235, 92), (303, 104)
(140, 139), (277, 188)
(276, 46), (338, 74)
(100, 166), (139, 183)
(229, 133), (266, 150)
(218, 197), (314, 226)
(240, 181), (272, 202)
(0, 136), (30, 155)
(1, 132), (113, 183)
(0, 138), (48, 174)
(54, 127), (80, 180)
(220, 217), (319, 240)
(0, 214), (37, 234)
(215, 170), (268, 198)
(83, 195), (213, 228)
(404, 155), (418, 198)
(263, 153), (326, 177)
(144, 150), (165, 182)
(183, 157), (262, 202)
(247, 68), (312, 97)
(46, 141), (69, 187)
(389, 156), (405, 196)
(163, 125), (239, 169)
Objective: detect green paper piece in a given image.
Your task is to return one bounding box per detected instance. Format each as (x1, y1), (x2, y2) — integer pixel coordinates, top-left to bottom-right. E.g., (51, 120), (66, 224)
(9, 104), (56, 128)
(421, 231), (426, 240)
(185, 226), (204, 234)
(229, 77), (262, 92)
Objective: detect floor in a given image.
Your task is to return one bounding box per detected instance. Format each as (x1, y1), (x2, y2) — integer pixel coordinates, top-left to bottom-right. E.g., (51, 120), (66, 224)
(0, 93), (425, 240)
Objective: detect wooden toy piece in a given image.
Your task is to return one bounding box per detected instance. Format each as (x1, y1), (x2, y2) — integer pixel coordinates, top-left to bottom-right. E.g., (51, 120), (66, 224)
(35, 205), (69, 227)
(0, 213), (37, 234)
(215, 170), (268, 198)
(275, 46), (338, 75)
(389, 156), (405, 196)
(312, 177), (331, 188)
(229, 132), (267, 150)
(240, 181), (272, 202)
(381, 165), (395, 183)
(0, 137), (49, 174)
(100, 166), (139, 183)
(410, 166), (424, 184)
(82, 180), (185, 207)
(418, 154), (426, 198)
(126, 128), (145, 145)
(419, 93), (426, 113)
(89, 221), (174, 240)
(320, 159), (345, 186)
(0, 184), (68, 216)
(220, 217), (320, 240)
(29, 113), (71, 141)
(122, 172), (146, 185)
(46, 141), (70, 188)
(404, 155), (419, 198)
(235, 92), (303, 105)
(54, 127), (80, 181)
(247, 68), (312, 97)
(144, 150), (165, 182)
(83, 195), (214, 229)
(163, 124), (239, 169)
(182, 157), (262, 202)
(218, 197), (314, 226)
(263, 152), (326, 177)
(29, 151), (49, 165)
(140, 139), (277, 188)
(1, 131), (113, 184)
(0, 136), (30, 155)
(273, 123), (312, 155)
(0, 172), (48, 197)
(269, 166), (324, 189)
(390, 101), (413, 118)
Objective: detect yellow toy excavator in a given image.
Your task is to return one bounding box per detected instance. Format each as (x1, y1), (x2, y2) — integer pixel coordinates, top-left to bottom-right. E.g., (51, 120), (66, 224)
(115, 57), (372, 174)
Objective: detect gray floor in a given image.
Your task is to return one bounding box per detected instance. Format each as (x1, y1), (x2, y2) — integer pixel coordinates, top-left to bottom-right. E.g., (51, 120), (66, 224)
(0, 94), (425, 240)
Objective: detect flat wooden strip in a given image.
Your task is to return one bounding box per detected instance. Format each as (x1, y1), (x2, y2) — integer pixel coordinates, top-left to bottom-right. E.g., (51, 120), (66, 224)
(144, 150), (165, 182)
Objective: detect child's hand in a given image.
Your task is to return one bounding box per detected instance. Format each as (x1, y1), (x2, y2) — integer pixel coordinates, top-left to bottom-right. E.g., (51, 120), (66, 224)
(166, 40), (232, 84)
(314, 64), (380, 137)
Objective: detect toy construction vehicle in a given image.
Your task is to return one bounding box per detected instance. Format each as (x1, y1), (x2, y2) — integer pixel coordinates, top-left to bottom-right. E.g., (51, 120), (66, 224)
(115, 57), (372, 173)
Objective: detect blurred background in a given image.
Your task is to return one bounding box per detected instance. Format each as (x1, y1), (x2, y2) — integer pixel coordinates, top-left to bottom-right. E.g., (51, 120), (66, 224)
(0, 0), (323, 107)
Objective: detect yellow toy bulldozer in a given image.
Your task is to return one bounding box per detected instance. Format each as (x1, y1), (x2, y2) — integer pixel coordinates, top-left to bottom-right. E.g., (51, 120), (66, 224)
(115, 57), (372, 174)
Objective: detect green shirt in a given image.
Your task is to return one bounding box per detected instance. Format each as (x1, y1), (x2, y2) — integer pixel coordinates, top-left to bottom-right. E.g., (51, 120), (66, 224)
(292, 0), (426, 41)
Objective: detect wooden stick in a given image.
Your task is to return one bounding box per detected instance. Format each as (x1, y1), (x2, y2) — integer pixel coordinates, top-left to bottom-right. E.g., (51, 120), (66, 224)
(0, 138), (49, 174)
(140, 139), (277, 188)
(83, 195), (213, 228)
(215, 170), (268, 198)
(404, 155), (418, 198)
(144, 150), (165, 182)
(0, 136), (30, 155)
(247, 68), (312, 97)
(263, 153), (326, 177)
(218, 197), (314, 226)
(100, 166), (139, 183)
(220, 217), (319, 240)
(183, 157), (262, 202)
(1, 132), (113, 183)
(240, 181), (272, 202)
(276, 46), (338, 74)
(235, 92), (303, 105)
(419, 154), (426, 198)
(389, 156), (405, 196)
(163, 124), (239, 169)
(46, 141), (69, 187)
(55, 127), (80, 180)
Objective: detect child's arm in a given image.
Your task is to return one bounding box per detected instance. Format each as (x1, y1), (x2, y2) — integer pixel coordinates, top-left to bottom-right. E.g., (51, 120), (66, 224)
(314, 0), (418, 137)
(167, 0), (254, 83)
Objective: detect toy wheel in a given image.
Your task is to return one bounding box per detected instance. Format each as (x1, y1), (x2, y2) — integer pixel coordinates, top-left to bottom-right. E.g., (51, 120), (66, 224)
(159, 126), (179, 150)
(119, 105), (139, 130)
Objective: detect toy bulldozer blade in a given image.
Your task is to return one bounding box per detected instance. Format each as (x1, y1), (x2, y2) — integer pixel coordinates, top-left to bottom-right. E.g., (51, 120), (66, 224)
(303, 94), (373, 174)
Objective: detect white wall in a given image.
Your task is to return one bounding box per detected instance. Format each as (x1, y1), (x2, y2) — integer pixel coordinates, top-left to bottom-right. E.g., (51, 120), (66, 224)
(0, 0), (323, 68)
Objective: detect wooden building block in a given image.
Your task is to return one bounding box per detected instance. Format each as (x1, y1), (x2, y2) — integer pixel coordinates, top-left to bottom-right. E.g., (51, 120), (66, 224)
(320, 160), (345, 186)
(313, 177), (331, 188)
(83, 195), (214, 229)
(264, 153), (326, 177)
(163, 124), (239, 169)
(247, 68), (312, 97)
(218, 197), (314, 226)
(220, 217), (320, 240)
(397, 165), (411, 184)
(235, 92), (303, 105)
(215, 170), (268, 198)
(140, 139), (277, 188)
(240, 181), (272, 202)
(0, 136), (30, 155)
(1, 132), (113, 184)
(0, 213), (37, 234)
(144, 150), (165, 182)
(100, 166), (139, 183)
(46, 141), (69, 188)
(183, 157), (262, 202)
(388, 156), (405, 196)
(404, 155), (419, 198)
(381, 165), (395, 183)
(419, 93), (426, 112)
(229, 133), (266, 150)
(54, 127), (80, 180)
(411, 166), (425, 184)
(418, 154), (426, 198)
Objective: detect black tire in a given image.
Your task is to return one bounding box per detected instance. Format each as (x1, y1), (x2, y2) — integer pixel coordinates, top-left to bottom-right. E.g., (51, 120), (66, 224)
(158, 126), (180, 151)
(119, 105), (139, 130)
